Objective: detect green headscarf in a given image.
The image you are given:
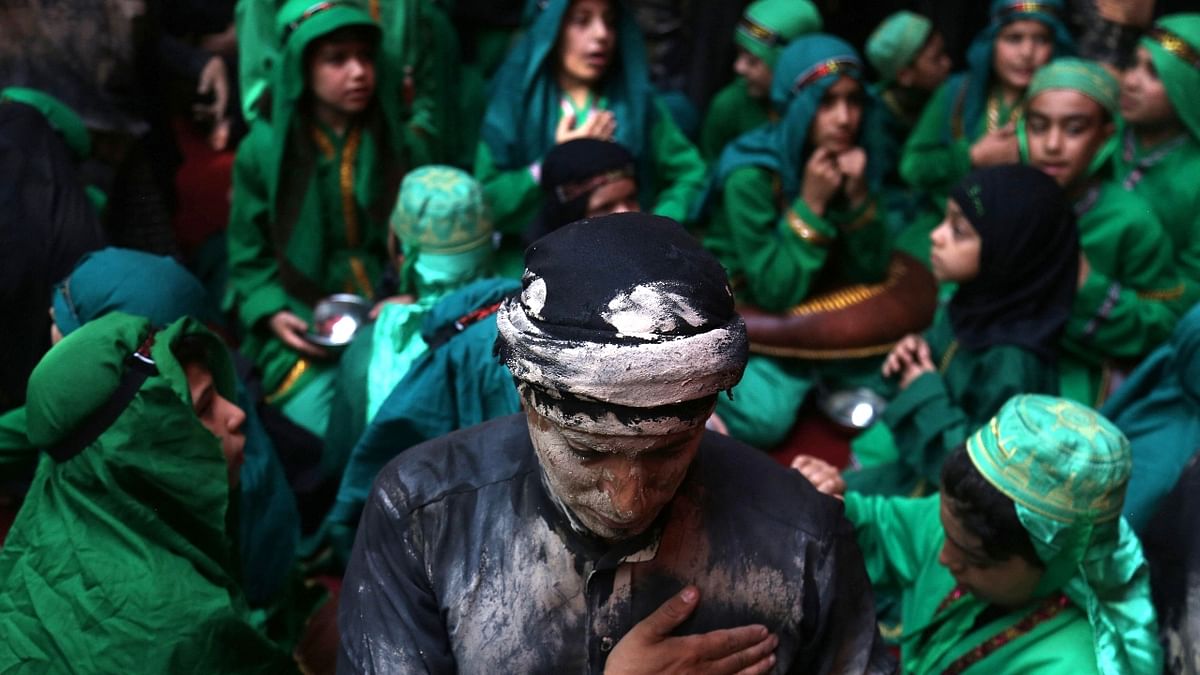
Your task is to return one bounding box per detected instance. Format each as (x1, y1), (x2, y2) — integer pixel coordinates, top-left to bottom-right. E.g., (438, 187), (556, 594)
(389, 165), (493, 298)
(734, 0), (823, 69)
(0, 313), (292, 672)
(866, 11), (933, 84)
(1017, 58), (1122, 178)
(1142, 13), (1200, 142)
(0, 87), (90, 159)
(712, 33), (883, 201)
(966, 394), (1162, 675)
(52, 247), (219, 336)
(945, 0), (1074, 143)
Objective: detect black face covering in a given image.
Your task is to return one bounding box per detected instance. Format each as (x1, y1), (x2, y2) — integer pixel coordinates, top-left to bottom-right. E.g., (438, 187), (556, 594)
(947, 164), (1079, 362)
(525, 139), (636, 245)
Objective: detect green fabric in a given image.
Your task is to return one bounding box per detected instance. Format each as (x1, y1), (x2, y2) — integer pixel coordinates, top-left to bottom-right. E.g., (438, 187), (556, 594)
(1102, 302), (1200, 533)
(322, 278), (522, 566)
(845, 311), (1058, 496)
(699, 79), (771, 161)
(1017, 58), (1121, 180)
(846, 493), (1101, 674)
(227, 0), (400, 396)
(0, 407), (31, 475)
(866, 11), (933, 84)
(0, 313), (294, 673)
(1144, 14), (1200, 143)
(966, 395), (1161, 675)
(52, 247), (219, 336)
(0, 87), (90, 159)
(1058, 183), (1195, 406)
(716, 354), (814, 449)
(735, 0), (822, 68)
(476, 0), (707, 234)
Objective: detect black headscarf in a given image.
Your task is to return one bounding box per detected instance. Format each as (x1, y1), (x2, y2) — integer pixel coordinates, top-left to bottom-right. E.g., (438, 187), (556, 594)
(525, 139), (636, 245)
(947, 164), (1079, 362)
(497, 213), (747, 434)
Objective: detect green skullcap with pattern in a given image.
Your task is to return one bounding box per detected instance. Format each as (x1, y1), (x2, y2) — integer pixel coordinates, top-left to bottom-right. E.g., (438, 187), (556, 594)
(1026, 57), (1119, 115)
(390, 165), (492, 255)
(866, 11), (933, 84)
(1142, 13), (1200, 142)
(735, 0), (823, 68)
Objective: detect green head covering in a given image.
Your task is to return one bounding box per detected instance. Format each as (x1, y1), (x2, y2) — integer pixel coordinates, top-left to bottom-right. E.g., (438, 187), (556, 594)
(0, 313), (290, 671)
(1017, 58), (1121, 177)
(51, 247), (219, 337)
(735, 0), (823, 69)
(966, 394), (1162, 675)
(1142, 13), (1200, 142)
(390, 165), (493, 297)
(866, 11), (933, 84)
(0, 87), (90, 159)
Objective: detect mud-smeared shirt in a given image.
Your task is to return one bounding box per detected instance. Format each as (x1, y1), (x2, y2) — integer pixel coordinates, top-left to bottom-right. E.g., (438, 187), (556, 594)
(338, 413), (894, 674)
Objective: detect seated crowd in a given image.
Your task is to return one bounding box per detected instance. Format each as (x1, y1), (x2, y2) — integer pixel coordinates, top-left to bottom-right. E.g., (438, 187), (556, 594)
(2, 0), (1199, 673)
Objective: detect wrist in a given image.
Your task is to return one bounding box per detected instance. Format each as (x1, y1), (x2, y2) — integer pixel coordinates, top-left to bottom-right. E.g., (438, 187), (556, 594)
(802, 194), (827, 217)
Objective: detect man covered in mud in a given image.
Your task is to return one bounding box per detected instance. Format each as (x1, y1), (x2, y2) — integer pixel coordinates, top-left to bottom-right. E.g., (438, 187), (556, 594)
(338, 213), (892, 674)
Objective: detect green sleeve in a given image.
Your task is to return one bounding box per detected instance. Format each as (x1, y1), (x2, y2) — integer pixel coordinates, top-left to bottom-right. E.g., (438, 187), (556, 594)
(899, 81), (973, 193)
(843, 493), (941, 593)
(722, 167), (835, 312)
(827, 197), (891, 284)
(0, 407), (33, 474)
(1172, 209), (1200, 296)
(226, 128), (291, 330)
(474, 141), (540, 236)
(699, 83), (744, 161)
(648, 99), (709, 224)
(233, 0), (280, 122)
(883, 347), (1051, 485)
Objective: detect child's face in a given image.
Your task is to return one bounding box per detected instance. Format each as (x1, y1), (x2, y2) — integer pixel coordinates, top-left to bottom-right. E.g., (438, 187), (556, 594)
(734, 47), (773, 99)
(991, 20), (1053, 92)
(930, 199), (981, 283)
(938, 496), (1044, 609)
(1025, 90), (1114, 189)
(184, 361), (247, 488)
(308, 37), (376, 117)
(557, 0), (616, 88)
(898, 31), (952, 92)
(1120, 46), (1180, 128)
(808, 76), (864, 154)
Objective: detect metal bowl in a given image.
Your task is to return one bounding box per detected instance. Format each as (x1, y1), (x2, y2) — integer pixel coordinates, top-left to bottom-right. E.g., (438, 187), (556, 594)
(305, 294), (372, 348)
(817, 387), (888, 430)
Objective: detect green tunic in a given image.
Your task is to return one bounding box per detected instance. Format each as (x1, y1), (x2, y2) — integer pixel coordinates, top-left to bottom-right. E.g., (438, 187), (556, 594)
(1113, 132), (1200, 291)
(845, 493), (1100, 674)
(698, 79), (771, 161)
(847, 311), (1058, 496)
(1059, 181), (1195, 405)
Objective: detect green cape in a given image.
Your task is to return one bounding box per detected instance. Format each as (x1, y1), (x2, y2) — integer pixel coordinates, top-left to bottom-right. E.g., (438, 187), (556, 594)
(1143, 13), (1200, 142)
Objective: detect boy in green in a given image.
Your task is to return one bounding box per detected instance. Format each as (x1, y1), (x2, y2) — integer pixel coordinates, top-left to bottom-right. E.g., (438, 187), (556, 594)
(322, 166), (494, 478)
(864, 12), (951, 239)
(801, 395), (1161, 674)
(837, 165), (1076, 496)
(1021, 58), (1195, 406)
(227, 0), (406, 438)
(1116, 14), (1200, 289)
(899, 0), (1073, 261)
(697, 0), (822, 161)
(0, 313), (297, 673)
(476, 0), (706, 265)
(703, 34), (890, 448)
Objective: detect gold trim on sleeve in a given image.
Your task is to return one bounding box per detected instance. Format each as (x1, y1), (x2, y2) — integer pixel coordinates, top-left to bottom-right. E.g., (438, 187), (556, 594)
(786, 209), (833, 246)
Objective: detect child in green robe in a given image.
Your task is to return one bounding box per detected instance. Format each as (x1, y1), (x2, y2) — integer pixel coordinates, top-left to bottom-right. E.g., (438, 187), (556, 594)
(898, 0), (1073, 262)
(841, 165), (1078, 496)
(475, 0), (706, 269)
(227, 0), (407, 439)
(697, 0), (822, 161)
(1115, 14), (1200, 290)
(1020, 58), (1196, 406)
(803, 395), (1161, 675)
(703, 34), (891, 449)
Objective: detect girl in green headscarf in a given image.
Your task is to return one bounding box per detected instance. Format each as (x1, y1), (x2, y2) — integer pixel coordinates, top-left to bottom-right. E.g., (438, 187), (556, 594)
(0, 313), (296, 673)
(702, 33), (891, 449)
(475, 0), (706, 273)
(227, 0), (406, 438)
(898, 0), (1073, 262)
(1114, 14), (1200, 290)
(322, 166), (495, 477)
(813, 395), (1161, 674)
(697, 0), (822, 160)
(1019, 58), (1196, 406)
